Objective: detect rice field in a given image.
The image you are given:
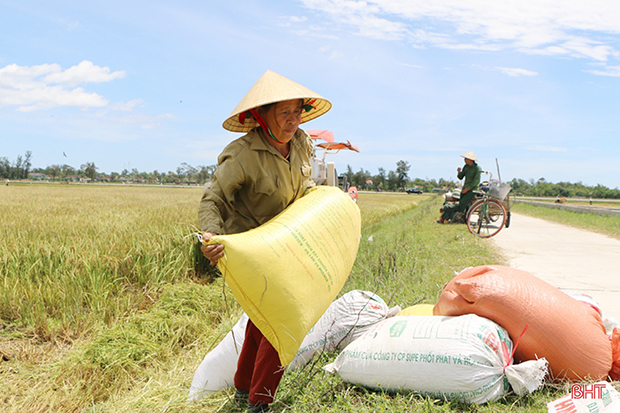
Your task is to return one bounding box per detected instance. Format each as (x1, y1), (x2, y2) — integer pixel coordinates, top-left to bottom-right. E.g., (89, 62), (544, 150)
(1, 184), (205, 340)
(1, 184), (573, 412)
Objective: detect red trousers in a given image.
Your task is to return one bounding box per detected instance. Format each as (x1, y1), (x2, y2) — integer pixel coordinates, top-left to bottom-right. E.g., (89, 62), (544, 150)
(234, 319), (285, 406)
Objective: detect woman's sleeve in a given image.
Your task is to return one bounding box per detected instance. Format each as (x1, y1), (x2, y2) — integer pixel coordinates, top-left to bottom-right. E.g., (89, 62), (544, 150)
(198, 153), (245, 233)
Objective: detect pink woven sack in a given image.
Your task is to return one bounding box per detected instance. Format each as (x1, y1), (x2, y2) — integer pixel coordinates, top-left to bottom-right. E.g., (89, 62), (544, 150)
(434, 265), (612, 380)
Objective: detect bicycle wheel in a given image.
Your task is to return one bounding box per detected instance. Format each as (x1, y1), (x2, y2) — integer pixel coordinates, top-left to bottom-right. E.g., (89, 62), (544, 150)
(466, 199), (507, 238)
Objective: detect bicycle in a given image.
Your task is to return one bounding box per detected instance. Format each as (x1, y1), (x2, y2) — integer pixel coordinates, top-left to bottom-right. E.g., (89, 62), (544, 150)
(466, 173), (512, 238)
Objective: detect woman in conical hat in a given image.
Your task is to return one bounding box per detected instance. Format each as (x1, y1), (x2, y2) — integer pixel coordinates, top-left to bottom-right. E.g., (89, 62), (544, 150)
(197, 70), (330, 412)
(222, 69), (331, 134)
(460, 151), (478, 163)
(454, 151), (482, 221)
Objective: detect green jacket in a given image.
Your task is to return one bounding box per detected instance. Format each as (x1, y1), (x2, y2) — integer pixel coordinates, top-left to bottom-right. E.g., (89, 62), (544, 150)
(198, 128), (315, 235)
(458, 163), (482, 192)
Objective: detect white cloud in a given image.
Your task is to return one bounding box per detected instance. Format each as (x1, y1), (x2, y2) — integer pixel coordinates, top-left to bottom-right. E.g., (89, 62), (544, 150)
(400, 63), (424, 69)
(0, 61), (125, 111)
(289, 16), (308, 23)
(110, 99), (145, 112)
(496, 67), (539, 77)
(528, 145), (568, 152)
(529, 37), (619, 61)
(57, 18), (80, 31)
(294, 27), (340, 39)
(110, 112), (176, 129)
(14, 87), (109, 112)
(94, 97), (175, 131)
(279, 15), (309, 27)
(0, 63), (60, 89)
(585, 65), (620, 77)
(299, 0), (620, 61)
(300, 0), (409, 40)
(43, 60), (125, 87)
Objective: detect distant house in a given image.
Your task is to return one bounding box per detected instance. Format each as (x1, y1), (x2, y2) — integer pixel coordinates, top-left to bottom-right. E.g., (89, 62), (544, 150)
(28, 173), (50, 180)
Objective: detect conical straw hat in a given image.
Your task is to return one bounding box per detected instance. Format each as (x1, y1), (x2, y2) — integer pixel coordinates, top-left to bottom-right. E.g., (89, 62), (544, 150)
(460, 151), (478, 162)
(222, 70), (332, 132)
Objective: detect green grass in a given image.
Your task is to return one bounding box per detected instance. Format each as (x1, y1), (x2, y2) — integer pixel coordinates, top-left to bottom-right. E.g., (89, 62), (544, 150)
(349, 193), (503, 308)
(512, 202), (620, 240)
(517, 197), (620, 208)
(0, 185), (600, 412)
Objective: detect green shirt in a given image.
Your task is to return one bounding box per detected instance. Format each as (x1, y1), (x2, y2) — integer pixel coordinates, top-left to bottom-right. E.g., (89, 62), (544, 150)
(457, 163), (482, 192)
(198, 128), (315, 235)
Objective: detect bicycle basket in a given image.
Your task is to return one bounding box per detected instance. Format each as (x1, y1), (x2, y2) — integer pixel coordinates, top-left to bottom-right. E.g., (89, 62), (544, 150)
(488, 180), (511, 201)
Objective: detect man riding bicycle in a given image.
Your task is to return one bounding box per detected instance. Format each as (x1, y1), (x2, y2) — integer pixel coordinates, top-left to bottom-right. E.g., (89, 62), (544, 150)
(437, 151), (482, 223)
(455, 151), (482, 220)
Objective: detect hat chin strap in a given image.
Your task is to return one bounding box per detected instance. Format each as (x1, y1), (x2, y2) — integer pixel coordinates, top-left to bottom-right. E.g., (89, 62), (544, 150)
(249, 108), (282, 143)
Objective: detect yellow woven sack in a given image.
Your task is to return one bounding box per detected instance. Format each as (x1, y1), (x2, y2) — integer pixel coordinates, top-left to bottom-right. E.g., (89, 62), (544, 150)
(208, 185), (361, 366)
(397, 304), (435, 316)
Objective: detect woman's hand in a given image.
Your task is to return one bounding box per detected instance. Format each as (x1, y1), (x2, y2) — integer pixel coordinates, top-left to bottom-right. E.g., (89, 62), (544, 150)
(200, 232), (225, 266)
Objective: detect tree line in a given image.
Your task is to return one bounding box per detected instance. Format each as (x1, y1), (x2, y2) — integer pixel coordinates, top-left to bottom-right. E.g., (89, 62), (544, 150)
(507, 177), (620, 199)
(1, 152), (217, 185)
(3, 151), (620, 198)
(0, 151), (32, 180)
(341, 161), (620, 199)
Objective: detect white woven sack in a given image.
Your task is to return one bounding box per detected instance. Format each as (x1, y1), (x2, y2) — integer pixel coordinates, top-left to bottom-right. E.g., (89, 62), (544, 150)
(188, 313), (248, 400)
(289, 290), (401, 369)
(324, 314), (547, 404)
(188, 290), (400, 400)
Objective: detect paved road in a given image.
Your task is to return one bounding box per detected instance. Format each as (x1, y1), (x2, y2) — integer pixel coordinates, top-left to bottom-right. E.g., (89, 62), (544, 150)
(491, 212), (620, 324)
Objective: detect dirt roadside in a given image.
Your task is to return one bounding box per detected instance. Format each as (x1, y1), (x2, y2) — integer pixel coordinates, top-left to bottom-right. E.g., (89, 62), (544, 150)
(491, 212), (620, 324)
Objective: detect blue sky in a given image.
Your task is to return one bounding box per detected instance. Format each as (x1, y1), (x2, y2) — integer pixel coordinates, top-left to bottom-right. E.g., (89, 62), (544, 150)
(2, 0), (620, 187)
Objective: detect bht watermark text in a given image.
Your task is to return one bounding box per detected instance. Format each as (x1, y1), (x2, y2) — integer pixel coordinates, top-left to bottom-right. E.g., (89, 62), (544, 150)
(571, 383), (606, 399)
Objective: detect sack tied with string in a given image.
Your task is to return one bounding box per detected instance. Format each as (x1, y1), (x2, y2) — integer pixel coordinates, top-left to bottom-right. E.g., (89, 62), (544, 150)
(324, 314), (548, 404)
